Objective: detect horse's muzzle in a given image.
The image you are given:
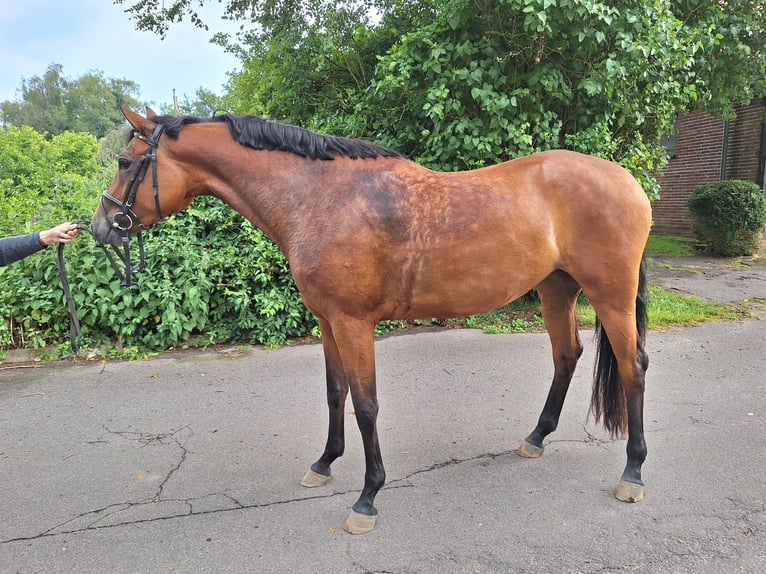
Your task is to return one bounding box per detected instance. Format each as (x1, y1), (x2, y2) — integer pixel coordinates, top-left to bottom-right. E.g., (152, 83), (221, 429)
(91, 205), (147, 286)
(90, 212), (122, 247)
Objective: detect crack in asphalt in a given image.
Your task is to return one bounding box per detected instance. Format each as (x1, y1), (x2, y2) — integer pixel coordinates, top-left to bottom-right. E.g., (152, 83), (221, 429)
(0, 444), (537, 545)
(388, 448), (518, 485)
(103, 424), (193, 501)
(0, 487), (360, 544)
(0, 434), (657, 546)
(386, 431), (621, 487)
(0, 411), (640, 547)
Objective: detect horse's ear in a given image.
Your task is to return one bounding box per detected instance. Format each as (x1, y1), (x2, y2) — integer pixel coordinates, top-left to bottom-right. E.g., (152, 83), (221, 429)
(145, 106), (157, 119)
(120, 104), (156, 133)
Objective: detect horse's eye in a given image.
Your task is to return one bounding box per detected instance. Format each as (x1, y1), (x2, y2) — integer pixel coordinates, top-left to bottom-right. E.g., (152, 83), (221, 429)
(118, 158), (131, 170)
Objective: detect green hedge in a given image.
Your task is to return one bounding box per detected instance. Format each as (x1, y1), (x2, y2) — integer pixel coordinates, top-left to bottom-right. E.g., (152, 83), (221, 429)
(1, 197), (317, 357)
(688, 180), (766, 256)
(1, 126), (316, 357)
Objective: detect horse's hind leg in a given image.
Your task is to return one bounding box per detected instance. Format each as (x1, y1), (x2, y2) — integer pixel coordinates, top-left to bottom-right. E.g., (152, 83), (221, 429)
(517, 270), (584, 458)
(301, 318), (349, 487)
(590, 296), (649, 503)
(585, 259), (649, 502)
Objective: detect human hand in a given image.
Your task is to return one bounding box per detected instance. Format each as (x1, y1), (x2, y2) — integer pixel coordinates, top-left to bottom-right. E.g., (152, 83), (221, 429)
(39, 222), (80, 246)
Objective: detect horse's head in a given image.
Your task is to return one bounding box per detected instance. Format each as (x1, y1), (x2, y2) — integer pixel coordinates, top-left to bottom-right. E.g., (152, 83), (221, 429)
(92, 106), (164, 246)
(91, 105), (193, 284)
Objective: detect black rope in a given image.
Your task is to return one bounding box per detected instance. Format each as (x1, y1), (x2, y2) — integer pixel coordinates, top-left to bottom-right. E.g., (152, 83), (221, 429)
(56, 241), (82, 354)
(54, 221), (147, 355)
(54, 221), (92, 355)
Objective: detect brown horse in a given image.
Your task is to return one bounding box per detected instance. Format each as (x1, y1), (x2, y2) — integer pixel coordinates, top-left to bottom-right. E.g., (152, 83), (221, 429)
(92, 105), (651, 534)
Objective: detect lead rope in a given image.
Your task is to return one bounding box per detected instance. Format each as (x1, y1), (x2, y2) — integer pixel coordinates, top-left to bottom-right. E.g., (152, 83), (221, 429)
(55, 221), (147, 355)
(55, 220), (113, 356)
(55, 221), (93, 355)
(56, 240), (81, 354)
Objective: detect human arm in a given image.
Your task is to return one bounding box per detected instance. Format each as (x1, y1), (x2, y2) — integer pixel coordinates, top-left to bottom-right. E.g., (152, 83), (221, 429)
(0, 223), (79, 267)
(0, 233), (45, 267)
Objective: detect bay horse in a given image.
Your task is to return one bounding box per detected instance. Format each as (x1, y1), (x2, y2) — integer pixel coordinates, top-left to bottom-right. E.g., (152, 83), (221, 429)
(92, 105), (651, 534)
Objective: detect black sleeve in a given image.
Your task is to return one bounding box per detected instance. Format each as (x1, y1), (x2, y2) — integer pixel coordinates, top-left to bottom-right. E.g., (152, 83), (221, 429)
(0, 232), (46, 267)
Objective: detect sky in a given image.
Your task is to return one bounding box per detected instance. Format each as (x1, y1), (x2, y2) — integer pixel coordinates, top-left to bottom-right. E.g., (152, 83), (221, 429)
(0, 0), (241, 108)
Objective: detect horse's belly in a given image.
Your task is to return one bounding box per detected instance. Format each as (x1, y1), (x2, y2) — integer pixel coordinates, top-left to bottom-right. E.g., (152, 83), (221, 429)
(396, 277), (535, 320)
(385, 249), (553, 319)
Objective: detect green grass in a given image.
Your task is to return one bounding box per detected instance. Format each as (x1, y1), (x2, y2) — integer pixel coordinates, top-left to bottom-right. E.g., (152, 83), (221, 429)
(645, 234), (697, 257)
(442, 294), (546, 334)
(444, 284), (746, 335)
(575, 285), (744, 330)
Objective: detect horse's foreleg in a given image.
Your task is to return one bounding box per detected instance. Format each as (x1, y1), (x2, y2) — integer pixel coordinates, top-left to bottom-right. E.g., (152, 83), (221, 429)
(302, 318), (349, 487)
(325, 316), (384, 534)
(518, 271), (583, 458)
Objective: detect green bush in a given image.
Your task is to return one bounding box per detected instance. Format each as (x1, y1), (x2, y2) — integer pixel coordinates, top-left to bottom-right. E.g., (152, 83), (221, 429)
(688, 180), (766, 256)
(1, 127), (316, 356)
(1, 197), (317, 356)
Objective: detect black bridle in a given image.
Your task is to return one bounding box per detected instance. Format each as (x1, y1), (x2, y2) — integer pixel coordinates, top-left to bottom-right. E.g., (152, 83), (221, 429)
(99, 124), (165, 286)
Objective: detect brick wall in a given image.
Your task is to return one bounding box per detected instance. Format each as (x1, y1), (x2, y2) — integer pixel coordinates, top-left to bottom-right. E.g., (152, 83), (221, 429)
(652, 99), (765, 236)
(725, 102), (764, 182)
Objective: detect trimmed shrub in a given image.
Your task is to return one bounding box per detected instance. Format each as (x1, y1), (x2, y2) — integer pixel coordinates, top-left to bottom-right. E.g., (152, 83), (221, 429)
(688, 180), (766, 256)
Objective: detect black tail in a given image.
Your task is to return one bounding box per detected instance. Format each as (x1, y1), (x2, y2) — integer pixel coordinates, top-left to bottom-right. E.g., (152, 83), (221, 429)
(591, 256), (648, 437)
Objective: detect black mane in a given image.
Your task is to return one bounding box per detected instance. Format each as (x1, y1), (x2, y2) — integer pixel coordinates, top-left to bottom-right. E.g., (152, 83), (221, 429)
(149, 114), (404, 161)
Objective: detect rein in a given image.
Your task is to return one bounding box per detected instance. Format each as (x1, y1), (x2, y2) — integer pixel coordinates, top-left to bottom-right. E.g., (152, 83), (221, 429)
(55, 221), (130, 354)
(56, 221), (152, 354)
(56, 236), (83, 354)
(99, 123), (165, 286)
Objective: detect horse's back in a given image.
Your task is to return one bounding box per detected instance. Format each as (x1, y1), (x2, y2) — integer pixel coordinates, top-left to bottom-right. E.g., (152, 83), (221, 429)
(419, 149), (650, 261)
(295, 150), (651, 321)
(419, 150), (649, 310)
(488, 150), (649, 212)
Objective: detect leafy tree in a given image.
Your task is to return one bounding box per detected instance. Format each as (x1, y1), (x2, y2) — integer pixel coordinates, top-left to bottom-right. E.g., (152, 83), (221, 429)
(194, 1), (402, 129)
(0, 126), (50, 236)
(0, 63), (142, 138)
(363, 0), (696, 190)
(0, 126), (103, 236)
(115, 0), (766, 199)
(116, 2), (424, 126)
(356, 0), (765, 196)
(675, 0), (766, 113)
(153, 88), (227, 117)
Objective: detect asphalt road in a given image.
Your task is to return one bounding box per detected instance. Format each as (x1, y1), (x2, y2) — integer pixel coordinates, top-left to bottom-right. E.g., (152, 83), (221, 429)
(1, 256), (764, 573)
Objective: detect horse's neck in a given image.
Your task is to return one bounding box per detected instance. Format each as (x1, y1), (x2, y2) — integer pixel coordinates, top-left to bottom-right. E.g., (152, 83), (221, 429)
(199, 147), (325, 253)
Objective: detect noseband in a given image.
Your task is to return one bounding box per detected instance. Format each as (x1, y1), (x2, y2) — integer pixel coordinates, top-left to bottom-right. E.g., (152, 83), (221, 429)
(100, 124), (165, 286)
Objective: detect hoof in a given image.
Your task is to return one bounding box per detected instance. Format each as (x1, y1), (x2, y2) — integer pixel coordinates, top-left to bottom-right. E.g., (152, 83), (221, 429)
(343, 510), (377, 534)
(516, 440), (544, 458)
(615, 479), (645, 503)
(300, 468), (331, 488)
